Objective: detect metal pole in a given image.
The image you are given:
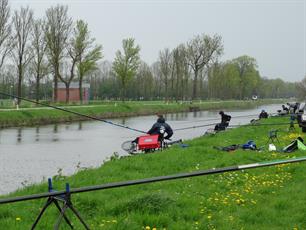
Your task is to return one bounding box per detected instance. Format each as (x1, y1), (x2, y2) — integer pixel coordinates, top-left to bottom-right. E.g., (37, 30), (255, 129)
(1, 156), (306, 205)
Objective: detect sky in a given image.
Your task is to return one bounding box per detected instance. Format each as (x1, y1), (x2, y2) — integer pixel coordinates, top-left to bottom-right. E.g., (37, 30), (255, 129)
(10, 0), (306, 82)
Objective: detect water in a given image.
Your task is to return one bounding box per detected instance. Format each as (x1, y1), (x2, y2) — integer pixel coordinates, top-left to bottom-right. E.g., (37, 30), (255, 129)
(0, 104), (283, 194)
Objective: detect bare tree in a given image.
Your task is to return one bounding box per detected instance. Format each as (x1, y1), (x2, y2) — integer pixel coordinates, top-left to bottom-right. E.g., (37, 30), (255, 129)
(31, 19), (49, 102)
(173, 44), (188, 101)
(57, 20), (80, 104)
(0, 0), (11, 70)
(186, 34), (223, 100)
(11, 6), (33, 104)
(159, 48), (173, 101)
(44, 5), (72, 102)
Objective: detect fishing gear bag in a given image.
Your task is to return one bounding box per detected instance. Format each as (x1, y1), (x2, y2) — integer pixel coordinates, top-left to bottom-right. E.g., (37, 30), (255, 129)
(213, 144), (240, 152)
(283, 137), (306, 153)
(242, 140), (257, 150)
(138, 135), (161, 151)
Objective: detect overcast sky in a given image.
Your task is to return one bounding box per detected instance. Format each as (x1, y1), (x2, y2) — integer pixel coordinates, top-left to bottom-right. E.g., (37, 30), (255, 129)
(10, 0), (306, 82)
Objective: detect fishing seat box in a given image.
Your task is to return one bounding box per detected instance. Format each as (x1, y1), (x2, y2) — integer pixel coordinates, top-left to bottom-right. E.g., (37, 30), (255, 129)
(138, 135), (160, 150)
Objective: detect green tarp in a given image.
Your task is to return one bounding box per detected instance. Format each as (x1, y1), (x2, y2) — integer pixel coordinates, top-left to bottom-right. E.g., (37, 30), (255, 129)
(297, 140), (306, 150)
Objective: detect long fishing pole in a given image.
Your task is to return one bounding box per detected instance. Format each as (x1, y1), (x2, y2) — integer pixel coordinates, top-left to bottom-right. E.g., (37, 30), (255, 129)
(0, 156), (305, 205)
(0, 92), (146, 134)
(177, 113), (259, 124)
(174, 121), (295, 131)
(176, 112), (289, 125)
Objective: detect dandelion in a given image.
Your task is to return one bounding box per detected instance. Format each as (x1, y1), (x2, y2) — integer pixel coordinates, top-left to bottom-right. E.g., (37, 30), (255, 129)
(16, 217), (21, 221)
(152, 228), (157, 230)
(145, 226), (151, 230)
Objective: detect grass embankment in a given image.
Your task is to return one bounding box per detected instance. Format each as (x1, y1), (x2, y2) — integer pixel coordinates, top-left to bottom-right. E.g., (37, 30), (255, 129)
(0, 99), (284, 128)
(1, 116), (305, 229)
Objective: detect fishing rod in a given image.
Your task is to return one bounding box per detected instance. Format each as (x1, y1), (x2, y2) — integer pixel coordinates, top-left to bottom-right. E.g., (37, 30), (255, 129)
(176, 112), (290, 125)
(177, 113), (259, 124)
(0, 156), (305, 205)
(174, 121), (295, 131)
(0, 92), (146, 134)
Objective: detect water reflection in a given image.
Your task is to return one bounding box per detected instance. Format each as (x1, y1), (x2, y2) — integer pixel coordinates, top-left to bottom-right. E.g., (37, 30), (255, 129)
(17, 128), (22, 143)
(78, 121), (83, 130)
(53, 124), (58, 133)
(121, 118), (126, 125)
(35, 127), (39, 142)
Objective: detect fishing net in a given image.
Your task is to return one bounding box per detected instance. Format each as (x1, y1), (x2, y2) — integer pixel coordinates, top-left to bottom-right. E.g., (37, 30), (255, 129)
(121, 140), (137, 154)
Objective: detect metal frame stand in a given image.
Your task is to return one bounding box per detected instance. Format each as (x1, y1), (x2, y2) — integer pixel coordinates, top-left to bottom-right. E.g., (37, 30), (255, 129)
(31, 178), (90, 230)
(289, 114), (296, 132)
(289, 121), (295, 132)
(266, 130), (280, 144)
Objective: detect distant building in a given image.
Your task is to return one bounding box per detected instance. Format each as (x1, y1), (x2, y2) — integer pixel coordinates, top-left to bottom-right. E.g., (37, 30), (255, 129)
(55, 82), (90, 103)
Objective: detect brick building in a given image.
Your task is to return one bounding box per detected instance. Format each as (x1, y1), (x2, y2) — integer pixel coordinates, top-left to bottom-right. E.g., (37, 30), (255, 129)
(55, 82), (90, 103)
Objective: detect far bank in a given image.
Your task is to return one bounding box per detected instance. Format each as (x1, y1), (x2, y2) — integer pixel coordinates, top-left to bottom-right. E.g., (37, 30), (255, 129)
(0, 99), (285, 128)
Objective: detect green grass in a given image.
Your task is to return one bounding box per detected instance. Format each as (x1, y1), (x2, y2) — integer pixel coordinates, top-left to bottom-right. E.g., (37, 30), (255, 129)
(0, 117), (305, 229)
(0, 99), (285, 128)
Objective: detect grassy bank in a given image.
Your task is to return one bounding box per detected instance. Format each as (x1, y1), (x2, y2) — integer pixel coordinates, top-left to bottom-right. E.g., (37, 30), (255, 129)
(0, 99), (285, 128)
(0, 116), (305, 229)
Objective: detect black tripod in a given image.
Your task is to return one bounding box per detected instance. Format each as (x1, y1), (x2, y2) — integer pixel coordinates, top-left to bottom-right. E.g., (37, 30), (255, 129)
(31, 178), (90, 230)
(266, 130), (280, 144)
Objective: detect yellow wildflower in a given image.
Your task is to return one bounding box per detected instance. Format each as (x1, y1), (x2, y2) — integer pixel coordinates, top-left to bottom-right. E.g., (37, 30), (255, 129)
(16, 217), (21, 221)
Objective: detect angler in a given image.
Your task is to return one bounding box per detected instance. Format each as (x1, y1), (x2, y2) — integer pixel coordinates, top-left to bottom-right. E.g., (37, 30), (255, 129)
(122, 115), (181, 154)
(214, 111), (231, 131)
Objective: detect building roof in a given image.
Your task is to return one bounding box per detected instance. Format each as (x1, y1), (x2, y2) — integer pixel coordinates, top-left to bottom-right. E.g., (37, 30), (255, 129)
(56, 82), (90, 89)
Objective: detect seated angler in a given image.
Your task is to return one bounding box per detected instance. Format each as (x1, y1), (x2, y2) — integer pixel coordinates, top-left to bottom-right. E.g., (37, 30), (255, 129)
(147, 115), (173, 141)
(133, 115), (173, 144)
(214, 111), (231, 131)
(259, 110), (268, 119)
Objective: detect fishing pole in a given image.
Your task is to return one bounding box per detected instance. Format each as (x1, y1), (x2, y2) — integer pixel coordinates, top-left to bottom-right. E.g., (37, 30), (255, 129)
(0, 156), (305, 205)
(0, 92), (146, 134)
(176, 112), (290, 125)
(177, 114), (259, 124)
(174, 121), (295, 131)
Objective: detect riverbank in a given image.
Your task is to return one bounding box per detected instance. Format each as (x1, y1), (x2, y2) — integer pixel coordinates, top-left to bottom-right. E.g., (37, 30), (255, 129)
(1, 116), (305, 229)
(0, 99), (285, 128)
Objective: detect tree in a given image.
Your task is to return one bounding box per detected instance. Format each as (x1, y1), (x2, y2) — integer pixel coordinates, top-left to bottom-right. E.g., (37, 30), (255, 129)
(31, 19), (49, 102)
(135, 62), (153, 100)
(232, 55), (259, 99)
(58, 20), (84, 104)
(75, 20), (102, 103)
(0, 0), (11, 70)
(113, 38), (140, 101)
(158, 48), (172, 101)
(296, 76), (306, 99)
(186, 34), (223, 100)
(173, 44), (189, 101)
(11, 6), (33, 104)
(45, 5), (72, 102)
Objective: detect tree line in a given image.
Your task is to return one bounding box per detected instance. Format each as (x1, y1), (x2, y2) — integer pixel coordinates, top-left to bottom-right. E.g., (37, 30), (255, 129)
(0, 0), (299, 104)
